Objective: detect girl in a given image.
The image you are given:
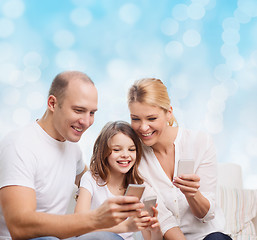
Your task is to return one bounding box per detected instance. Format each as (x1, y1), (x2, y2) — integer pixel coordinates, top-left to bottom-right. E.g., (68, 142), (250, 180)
(75, 121), (162, 240)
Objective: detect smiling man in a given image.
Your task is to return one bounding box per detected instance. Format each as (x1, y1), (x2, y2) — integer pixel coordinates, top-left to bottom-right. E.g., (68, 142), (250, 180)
(0, 71), (143, 240)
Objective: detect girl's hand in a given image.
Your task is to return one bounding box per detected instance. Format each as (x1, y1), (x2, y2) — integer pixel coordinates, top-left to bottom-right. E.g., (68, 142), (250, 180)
(126, 210), (151, 232)
(172, 174), (200, 198)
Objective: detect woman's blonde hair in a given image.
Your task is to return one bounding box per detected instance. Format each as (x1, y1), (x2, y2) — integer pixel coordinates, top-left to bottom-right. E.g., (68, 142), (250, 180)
(128, 78), (178, 126)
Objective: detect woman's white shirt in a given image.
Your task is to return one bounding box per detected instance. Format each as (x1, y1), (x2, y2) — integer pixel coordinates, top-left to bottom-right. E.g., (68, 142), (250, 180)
(138, 127), (225, 240)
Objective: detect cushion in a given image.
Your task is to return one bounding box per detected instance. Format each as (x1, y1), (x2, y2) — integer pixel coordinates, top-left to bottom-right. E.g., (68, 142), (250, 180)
(217, 186), (257, 239)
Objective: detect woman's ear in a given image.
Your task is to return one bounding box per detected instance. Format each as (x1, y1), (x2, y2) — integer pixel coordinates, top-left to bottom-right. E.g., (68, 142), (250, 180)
(167, 106), (173, 121)
(47, 95), (57, 112)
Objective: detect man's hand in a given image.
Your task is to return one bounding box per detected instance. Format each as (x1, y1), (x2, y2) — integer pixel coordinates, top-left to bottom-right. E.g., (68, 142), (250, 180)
(92, 196), (144, 229)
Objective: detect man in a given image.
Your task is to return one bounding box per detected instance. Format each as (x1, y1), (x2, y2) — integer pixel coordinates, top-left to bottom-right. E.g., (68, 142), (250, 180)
(0, 71), (143, 240)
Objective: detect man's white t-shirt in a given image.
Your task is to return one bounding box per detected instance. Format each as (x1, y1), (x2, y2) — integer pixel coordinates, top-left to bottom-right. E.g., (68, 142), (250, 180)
(0, 122), (85, 239)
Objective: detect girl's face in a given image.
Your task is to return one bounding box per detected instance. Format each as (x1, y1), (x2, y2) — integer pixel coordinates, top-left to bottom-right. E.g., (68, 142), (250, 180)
(108, 132), (137, 176)
(129, 102), (172, 147)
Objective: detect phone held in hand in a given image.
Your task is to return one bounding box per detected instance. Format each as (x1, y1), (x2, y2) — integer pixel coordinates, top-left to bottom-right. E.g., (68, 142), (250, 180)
(177, 159), (194, 176)
(124, 184), (145, 200)
(143, 195), (157, 217)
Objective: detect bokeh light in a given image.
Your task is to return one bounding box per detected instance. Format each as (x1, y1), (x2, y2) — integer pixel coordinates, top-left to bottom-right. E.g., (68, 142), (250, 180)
(0, 1), (256, 189)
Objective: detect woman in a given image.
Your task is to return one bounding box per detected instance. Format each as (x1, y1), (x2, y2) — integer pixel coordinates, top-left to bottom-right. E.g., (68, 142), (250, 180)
(127, 78), (231, 240)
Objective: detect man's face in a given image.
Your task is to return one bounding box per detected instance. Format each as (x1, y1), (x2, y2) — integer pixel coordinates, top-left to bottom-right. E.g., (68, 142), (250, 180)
(51, 79), (98, 142)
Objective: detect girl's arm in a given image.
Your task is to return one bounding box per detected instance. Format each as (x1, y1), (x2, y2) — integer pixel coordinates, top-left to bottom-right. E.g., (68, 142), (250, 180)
(75, 187), (92, 213)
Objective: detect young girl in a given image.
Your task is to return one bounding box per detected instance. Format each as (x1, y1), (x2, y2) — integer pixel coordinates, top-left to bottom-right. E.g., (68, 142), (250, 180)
(75, 121), (162, 240)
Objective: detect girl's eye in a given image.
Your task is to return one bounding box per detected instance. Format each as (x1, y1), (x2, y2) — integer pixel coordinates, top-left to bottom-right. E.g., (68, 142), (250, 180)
(113, 149), (120, 152)
(129, 148), (136, 152)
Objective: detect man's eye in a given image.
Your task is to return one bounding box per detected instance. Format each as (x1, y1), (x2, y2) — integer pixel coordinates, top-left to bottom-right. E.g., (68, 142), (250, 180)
(90, 111), (95, 116)
(75, 109), (83, 113)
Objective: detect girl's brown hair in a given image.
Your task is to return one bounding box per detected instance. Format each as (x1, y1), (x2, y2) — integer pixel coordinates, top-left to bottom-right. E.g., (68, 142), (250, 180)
(90, 121), (143, 189)
(128, 78), (178, 126)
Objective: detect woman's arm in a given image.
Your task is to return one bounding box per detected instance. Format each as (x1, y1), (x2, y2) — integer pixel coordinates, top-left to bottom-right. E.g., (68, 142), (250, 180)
(163, 226), (186, 240)
(173, 174), (210, 218)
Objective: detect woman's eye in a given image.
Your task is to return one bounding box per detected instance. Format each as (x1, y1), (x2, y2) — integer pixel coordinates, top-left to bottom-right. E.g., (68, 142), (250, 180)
(148, 117), (157, 121)
(131, 118), (139, 121)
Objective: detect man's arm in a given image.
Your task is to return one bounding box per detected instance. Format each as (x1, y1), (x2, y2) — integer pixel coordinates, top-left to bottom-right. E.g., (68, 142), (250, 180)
(0, 185), (144, 240)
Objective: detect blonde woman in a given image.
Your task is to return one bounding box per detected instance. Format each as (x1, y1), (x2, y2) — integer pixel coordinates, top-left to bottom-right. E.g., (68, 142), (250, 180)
(127, 78), (232, 240)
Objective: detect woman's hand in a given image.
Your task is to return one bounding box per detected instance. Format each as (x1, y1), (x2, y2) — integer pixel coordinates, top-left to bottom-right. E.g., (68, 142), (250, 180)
(173, 174), (210, 218)
(172, 174), (200, 198)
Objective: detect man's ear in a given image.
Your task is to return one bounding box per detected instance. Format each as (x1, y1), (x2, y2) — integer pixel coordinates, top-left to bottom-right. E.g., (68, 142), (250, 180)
(47, 95), (57, 112)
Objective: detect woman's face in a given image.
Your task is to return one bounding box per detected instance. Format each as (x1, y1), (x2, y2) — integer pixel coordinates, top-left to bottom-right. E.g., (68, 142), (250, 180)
(129, 102), (172, 147)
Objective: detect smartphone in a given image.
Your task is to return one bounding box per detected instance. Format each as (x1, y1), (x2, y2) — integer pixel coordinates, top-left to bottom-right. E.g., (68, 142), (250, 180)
(124, 184), (145, 200)
(177, 159), (194, 176)
(143, 195), (157, 217)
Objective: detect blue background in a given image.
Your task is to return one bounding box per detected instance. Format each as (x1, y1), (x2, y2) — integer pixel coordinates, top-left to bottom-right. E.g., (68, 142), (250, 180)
(0, 0), (256, 188)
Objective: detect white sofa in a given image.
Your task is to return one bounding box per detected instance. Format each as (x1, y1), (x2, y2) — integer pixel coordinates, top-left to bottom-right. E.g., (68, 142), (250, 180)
(67, 163), (257, 240)
(217, 163), (257, 240)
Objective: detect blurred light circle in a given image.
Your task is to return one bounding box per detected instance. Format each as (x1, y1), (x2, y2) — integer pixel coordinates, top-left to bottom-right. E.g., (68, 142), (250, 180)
(165, 41), (183, 58)
(12, 107), (31, 126)
(23, 67), (41, 83)
(220, 44), (238, 58)
(0, 18), (15, 38)
(234, 8), (251, 23)
(211, 84), (229, 101)
(23, 52), (42, 67)
(207, 98), (226, 113)
(204, 113), (223, 134)
(226, 55), (244, 71)
(55, 50), (78, 69)
(246, 137), (257, 157)
(119, 3), (141, 24)
(172, 4), (188, 21)
(187, 3), (205, 20)
(238, 0), (257, 18)
(2, 88), (21, 106)
(183, 29), (201, 47)
(214, 64), (232, 82)
(107, 59), (129, 80)
(2, 0), (25, 19)
(222, 29), (240, 45)
(53, 30), (75, 49)
(161, 18), (179, 36)
(70, 7), (92, 26)
(222, 17), (240, 30)
(0, 42), (14, 62)
(0, 64), (18, 83)
(191, 0), (210, 6)
(26, 91), (45, 110)
(250, 50), (257, 66)
(223, 78), (238, 96)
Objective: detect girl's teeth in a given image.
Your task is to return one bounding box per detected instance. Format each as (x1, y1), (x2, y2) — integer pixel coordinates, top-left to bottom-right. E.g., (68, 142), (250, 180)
(142, 132), (152, 136)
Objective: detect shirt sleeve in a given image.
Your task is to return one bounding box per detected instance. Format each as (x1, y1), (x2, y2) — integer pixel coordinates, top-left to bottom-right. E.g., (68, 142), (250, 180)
(76, 148), (85, 175)
(142, 182), (179, 235)
(79, 171), (94, 195)
(0, 141), (36, 190)
(195, 133), (217, 222)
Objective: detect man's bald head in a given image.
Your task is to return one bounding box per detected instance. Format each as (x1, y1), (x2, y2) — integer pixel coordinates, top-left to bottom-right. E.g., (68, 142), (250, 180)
(48, 71), (94, 107)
